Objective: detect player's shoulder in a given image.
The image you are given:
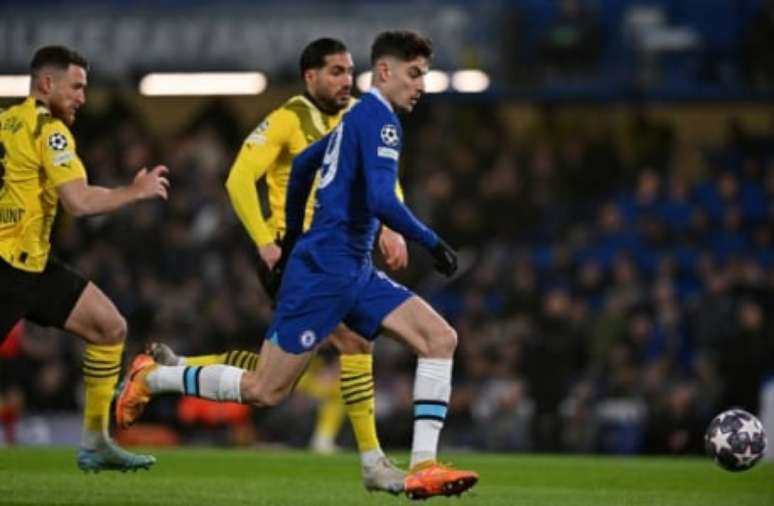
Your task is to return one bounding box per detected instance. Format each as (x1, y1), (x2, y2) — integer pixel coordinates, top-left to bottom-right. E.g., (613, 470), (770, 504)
(347, 94), (400, 143)
(38, 113), (74, 154)
(280, 94), (315, 122)
(244, 98), (301, 145)
(2, 98), (56, 130)
(348, 92), (394, 123)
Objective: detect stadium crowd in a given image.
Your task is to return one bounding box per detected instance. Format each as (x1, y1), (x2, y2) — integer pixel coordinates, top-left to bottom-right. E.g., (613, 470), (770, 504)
(1, 94), (772, 455)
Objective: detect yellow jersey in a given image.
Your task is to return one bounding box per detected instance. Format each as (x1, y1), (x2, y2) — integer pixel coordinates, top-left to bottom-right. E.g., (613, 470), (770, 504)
(226, 94), (403, 247)
(0, 97), (86, 272)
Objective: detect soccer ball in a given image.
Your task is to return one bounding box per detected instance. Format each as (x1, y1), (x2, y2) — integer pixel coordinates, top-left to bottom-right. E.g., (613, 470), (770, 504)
(704, 409), (767, 471)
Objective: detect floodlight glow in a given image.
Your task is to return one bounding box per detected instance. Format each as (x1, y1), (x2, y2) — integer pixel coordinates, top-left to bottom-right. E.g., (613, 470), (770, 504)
(358, 70), (449, 93)
(424, 71), (449, 93)
(139, 72), (267, 96)
(0, 75), (30, 97)
(451, 70), (490, 93)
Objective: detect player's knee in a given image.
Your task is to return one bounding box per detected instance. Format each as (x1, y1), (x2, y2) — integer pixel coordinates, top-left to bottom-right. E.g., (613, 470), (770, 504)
(102, 314), (127, 344)
(421, 322), (457, 358)
(259, 386), (292, 407)
(436, 324), (458, 357)
(243, 381), (292, 408)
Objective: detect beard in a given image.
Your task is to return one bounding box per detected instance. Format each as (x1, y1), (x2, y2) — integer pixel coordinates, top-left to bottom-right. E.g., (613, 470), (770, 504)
(314, 88), (349, 115)
(49, 99), (74, 126)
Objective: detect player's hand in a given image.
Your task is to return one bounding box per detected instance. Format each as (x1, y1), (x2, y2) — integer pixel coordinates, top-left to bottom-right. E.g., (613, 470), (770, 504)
(379, 226), (408, 271)
(259, 242), (282, 270)
(265, 232), (299, 299)
(133, 165), (170, 200)
(430, 238), (457, 277)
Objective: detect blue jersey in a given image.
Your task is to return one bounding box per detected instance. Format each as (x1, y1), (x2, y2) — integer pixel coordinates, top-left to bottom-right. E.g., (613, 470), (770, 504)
(267, 88), (435, 353)
(285, 88), (439, 271)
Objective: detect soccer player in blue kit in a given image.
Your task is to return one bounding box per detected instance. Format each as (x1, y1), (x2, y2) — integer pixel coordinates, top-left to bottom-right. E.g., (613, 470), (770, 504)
(117, 31), (479, 499)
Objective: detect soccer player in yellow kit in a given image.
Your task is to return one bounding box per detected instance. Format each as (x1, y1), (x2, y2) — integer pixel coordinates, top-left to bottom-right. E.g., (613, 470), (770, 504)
(0, 46), (169, 471)
(148, 38), (408, 493)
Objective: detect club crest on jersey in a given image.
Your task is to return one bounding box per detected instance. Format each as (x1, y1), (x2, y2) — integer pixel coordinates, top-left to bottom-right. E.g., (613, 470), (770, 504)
(299, 330), (316, 349)
(48, 133), (68, 151)
(380, 124), (399, 146)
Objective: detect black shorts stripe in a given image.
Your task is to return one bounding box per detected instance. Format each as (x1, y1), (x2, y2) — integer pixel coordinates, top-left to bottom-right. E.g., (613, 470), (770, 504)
(414, 414), (446, 422)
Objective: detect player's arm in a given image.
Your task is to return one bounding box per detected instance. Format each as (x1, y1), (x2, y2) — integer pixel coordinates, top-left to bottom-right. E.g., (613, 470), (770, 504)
(57, 167), (169, 217)
(264, 131), (329, 296)
(41, 124), (168, 217)
(225, 110), (294, 267)
(379, 181), (408, 270)
(362, 121), (456, 276)
(285, 133), (329, 242)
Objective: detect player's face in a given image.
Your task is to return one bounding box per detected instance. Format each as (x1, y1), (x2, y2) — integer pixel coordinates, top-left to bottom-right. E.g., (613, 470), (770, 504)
(49, 65), (87, 126)
(309, 52), (354, 112)
(384, 56), (428, 113)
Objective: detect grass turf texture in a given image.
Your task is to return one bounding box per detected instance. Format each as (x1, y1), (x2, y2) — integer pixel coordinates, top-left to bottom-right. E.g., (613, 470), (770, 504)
(1, 447), (772, 505)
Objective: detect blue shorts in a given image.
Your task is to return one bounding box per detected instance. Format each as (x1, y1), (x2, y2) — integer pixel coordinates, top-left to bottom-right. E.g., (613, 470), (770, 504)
(266, 255), (413, 354)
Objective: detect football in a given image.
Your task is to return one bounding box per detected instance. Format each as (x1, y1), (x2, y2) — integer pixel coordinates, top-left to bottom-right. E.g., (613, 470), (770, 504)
(704, 408), (767, 471)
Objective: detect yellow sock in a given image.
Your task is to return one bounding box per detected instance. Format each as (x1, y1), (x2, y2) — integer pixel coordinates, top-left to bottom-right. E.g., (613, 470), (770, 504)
(185, 350), (259, 370)
(82, 343), (123, 449)
(296, 356), (330, 398)
(313, 389), (346, 448)
(340, 354), (379, 452)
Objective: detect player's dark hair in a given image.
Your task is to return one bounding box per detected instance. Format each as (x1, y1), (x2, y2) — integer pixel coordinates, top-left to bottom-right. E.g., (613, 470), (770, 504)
(30, 45), (89, 76)
(370, 31), (433, 65)
(299, 38), (348, 78)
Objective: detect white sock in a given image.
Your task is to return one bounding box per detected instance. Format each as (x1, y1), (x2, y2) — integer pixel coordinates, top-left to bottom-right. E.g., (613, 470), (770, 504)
(146, 365), (244, 402)
(360, 448), (385, 467)
(410, 358), (453, 468)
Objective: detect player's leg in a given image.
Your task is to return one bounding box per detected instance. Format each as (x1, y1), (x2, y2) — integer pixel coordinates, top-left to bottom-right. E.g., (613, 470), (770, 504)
(379, 296), (478, 498)
(28, 259), (154, 472)
(116, 336), (315, 429)
(345, 270), (477, 498)
(329, 325), (405, 493)
(117, 253), (345, 425)
(380, 297), (478, 498)
(0, 258), (34, 345)
(297, 353), (346, 454)
(149, 342), (259, 369)
(330, 328), (375, 453)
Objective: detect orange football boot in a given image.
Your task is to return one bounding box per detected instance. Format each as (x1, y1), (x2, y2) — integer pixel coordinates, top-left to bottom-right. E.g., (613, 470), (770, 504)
(403, 460), (479, 500)
(115, 354), (157, 429)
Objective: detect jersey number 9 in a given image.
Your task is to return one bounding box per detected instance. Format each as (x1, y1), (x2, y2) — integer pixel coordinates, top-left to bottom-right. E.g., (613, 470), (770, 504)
(318, 123), (344, 190)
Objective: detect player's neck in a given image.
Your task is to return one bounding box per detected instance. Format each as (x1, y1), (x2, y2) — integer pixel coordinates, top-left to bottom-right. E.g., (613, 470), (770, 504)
(30, 91), (50, 110)
(304, 92), (338, 116)
(368, 86), (394, 113)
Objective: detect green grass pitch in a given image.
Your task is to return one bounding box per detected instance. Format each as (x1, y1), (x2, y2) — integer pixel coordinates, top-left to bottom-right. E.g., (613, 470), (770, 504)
(1, 447), (772, 505)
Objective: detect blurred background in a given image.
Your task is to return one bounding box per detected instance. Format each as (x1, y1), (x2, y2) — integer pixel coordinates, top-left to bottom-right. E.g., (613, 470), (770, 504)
(0, 0), (772, 457)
